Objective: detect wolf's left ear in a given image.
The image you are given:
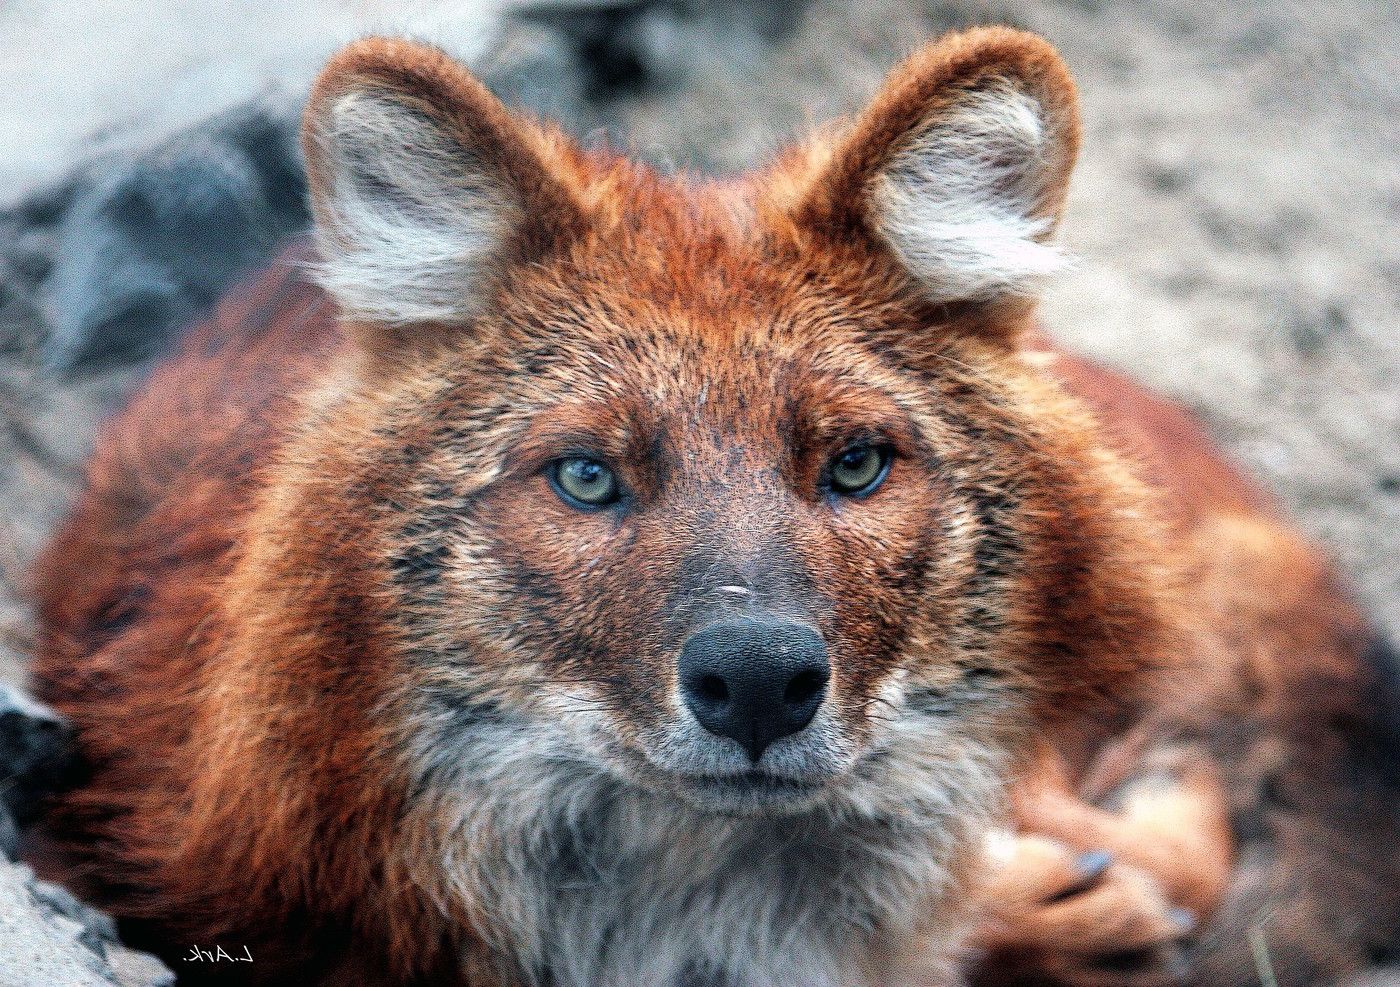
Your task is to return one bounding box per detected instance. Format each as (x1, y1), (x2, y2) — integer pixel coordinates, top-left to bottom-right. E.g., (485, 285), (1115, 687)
(789, 28), (1080, 307)
(302, 38), (584, 339)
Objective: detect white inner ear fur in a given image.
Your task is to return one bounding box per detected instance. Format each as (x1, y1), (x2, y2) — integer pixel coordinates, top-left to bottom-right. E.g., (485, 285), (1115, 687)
(310, 91), (519, 324)
(871, 80), (1069, 303)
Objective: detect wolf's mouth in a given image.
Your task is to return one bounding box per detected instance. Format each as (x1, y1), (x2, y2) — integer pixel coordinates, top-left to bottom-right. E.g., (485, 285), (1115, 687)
(686, 770), (821, 792)
(667, 769), (829, 815)
(596, 730), (848, 816)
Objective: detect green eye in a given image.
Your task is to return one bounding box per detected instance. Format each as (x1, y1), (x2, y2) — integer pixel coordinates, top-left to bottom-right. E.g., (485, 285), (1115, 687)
(829, 444), (892, 497)
(550, 457), (621, 508)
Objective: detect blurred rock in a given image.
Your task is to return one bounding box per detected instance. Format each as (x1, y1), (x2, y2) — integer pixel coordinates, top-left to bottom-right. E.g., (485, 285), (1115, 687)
(1332, 971), (1400, 987)
(517, 0), (808, 103)
(0, 685), (170, 984)
(0, 683), (75, 827)
(40, 100), (309, 369)
(0, 858), (174, 987)
(0, 805), (17, 860)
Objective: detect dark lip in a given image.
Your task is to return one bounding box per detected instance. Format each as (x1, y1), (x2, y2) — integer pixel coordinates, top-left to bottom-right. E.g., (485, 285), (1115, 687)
(681, 771), (823, 794)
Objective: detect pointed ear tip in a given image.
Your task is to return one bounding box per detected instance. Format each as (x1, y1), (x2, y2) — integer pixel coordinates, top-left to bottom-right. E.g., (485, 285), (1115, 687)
(919, 25), (1070, 71)
(311, 36), (439, 92)
(301, 35), (512, 178)
(905, 25), (1079, 107)
(304, 36), (495, 127)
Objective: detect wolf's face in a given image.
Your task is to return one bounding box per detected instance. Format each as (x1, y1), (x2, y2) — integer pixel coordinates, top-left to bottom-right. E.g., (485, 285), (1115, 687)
(297, 31), (1168, 824)
(340, 257), (1038, 820)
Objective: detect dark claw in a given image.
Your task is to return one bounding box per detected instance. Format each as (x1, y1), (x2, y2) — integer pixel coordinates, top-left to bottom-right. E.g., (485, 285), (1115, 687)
(1075, 849), (1114, 881)
(1046, 849), (1115, 903)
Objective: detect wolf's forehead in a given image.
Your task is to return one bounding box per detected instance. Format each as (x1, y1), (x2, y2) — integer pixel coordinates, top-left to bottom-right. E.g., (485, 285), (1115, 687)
(523, 353), (796, 450)
(496, 334), (919, 465)
(555, 334), (862, 421)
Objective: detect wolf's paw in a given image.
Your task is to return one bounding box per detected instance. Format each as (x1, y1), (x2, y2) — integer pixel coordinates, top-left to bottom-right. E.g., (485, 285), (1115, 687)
(972, 832), (1196, 987)
(1086, 744), (1235, 920)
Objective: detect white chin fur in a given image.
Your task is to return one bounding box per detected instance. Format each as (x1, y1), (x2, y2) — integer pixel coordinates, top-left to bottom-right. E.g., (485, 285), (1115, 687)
(400, 690), (1014, 987)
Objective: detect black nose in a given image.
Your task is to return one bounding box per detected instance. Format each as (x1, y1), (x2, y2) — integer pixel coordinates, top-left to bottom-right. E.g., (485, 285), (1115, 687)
(678, 620), (830, 762)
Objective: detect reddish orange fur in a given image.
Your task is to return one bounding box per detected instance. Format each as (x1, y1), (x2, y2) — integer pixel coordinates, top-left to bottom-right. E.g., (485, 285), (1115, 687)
(27, 28), (1399, 987)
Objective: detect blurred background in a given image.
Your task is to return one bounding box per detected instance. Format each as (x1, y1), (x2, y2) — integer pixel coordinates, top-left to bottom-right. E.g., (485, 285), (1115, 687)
(1, 0), (1398, 691)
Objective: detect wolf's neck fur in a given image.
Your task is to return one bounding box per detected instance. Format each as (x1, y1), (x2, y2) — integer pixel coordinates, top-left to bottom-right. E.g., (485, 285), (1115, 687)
(405, 710), (1005, 987)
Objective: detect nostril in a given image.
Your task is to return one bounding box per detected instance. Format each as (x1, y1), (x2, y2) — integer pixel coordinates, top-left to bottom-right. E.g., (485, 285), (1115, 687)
(697, 674), (729, 704)
(784, 668), (827, 706)
(678, 619), (829, 760)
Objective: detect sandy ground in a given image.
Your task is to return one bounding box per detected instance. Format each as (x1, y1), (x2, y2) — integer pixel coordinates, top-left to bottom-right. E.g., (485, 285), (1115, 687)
(1, 0), (1397, 695)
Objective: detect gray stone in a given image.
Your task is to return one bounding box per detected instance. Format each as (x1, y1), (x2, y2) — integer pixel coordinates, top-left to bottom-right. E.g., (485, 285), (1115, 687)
(0, 807), (17, 861)
(40, 100), (310, 370)
(1331, 971), (1400, 987)
(0, 685), (169, 984)
(0, 857), (173, 987)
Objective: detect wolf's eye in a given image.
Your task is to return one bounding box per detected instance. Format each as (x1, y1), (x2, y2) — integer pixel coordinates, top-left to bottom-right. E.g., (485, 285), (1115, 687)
(550, 457), (621, 508)
(828, 444), (892, 497)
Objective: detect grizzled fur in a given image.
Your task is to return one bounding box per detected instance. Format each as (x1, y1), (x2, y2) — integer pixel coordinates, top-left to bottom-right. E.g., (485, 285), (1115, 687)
(28, 27), (1400, 987)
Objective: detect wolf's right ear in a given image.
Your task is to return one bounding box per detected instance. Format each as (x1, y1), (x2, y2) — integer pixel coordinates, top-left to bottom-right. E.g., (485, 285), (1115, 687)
(782, 28), (1080, 313)
(302, 38), (584, 340)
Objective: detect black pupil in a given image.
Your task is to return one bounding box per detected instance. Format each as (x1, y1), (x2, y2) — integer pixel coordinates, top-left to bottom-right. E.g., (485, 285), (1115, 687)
(841, 449), (870, 472)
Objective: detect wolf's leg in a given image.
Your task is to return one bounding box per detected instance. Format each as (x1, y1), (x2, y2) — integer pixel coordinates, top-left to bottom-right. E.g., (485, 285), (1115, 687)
(969, 744), (1233, 986)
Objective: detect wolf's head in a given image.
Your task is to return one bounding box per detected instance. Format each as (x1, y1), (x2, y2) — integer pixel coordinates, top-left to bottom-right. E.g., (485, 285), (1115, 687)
(288, 28), (1169, 826)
